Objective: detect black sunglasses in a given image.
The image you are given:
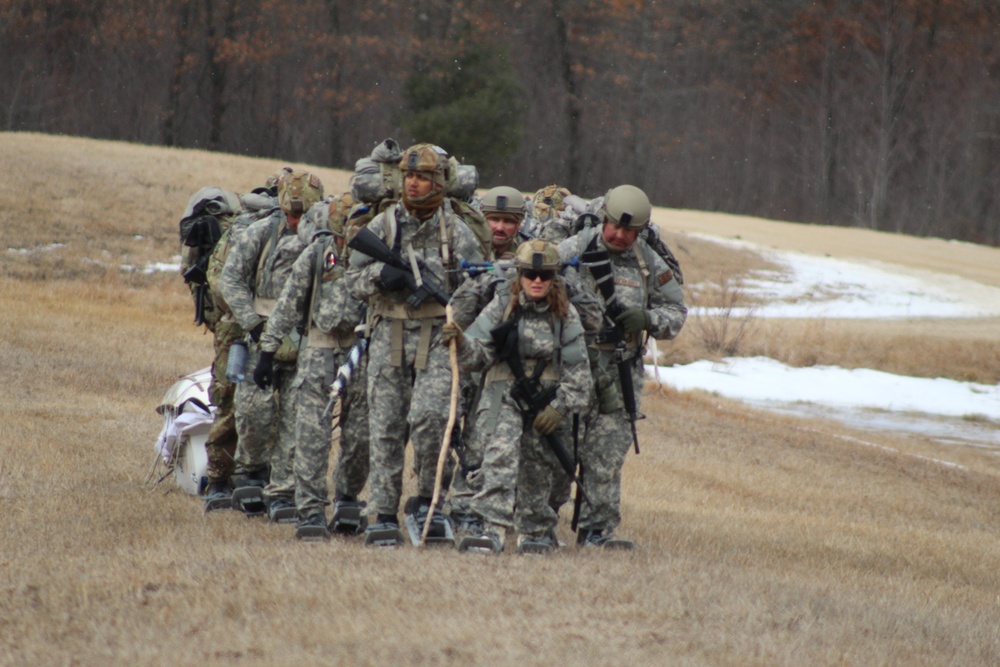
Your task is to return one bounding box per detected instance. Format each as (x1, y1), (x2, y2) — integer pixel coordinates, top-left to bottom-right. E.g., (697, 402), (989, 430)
(521, 269), (556, 282)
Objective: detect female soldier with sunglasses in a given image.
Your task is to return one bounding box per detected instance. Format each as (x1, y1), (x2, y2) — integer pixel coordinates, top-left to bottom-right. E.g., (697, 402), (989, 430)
(442, 239), (593, 553)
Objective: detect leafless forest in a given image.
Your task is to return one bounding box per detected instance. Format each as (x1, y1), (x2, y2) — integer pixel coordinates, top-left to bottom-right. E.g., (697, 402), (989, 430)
(3, 1), (1000, 242)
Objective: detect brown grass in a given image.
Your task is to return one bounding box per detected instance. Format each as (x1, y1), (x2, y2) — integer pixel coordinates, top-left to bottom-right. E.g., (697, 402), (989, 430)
(2, 132), (1000, 666)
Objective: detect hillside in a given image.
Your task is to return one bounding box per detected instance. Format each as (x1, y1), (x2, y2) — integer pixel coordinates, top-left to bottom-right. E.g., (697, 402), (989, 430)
(1, 133), (998, 666)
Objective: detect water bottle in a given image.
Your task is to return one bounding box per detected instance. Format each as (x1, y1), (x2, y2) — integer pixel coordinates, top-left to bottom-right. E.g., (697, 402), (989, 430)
(226, 339), (248, 383)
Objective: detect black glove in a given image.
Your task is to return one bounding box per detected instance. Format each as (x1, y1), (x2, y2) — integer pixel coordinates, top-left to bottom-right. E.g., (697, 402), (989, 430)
(253, 351), (275, 389)
(248, 321), (266, 343)
(380, 265), (410, 291)
(614, 308), (651, 335)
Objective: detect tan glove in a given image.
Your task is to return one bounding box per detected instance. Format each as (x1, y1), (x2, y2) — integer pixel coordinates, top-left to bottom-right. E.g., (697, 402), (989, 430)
(533, 405), (563, 435)
(441, 320), (463, 346)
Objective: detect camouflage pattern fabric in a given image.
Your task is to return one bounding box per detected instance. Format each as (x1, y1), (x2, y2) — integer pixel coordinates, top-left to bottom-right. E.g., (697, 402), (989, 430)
(346, 203), (484, 518)
(456, 288), (593, 537)
(447, 256), (602, 519)
(260, 236), (369, 518)
(219, 210), (307, 501)
(292, 347), (370, 517)
(204, 318), (243, 483)
(557, 225), (687, 533)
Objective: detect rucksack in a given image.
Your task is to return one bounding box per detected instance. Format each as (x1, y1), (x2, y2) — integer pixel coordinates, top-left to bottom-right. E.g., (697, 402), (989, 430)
(178, 187), (242, 331)
(205, 203), (276, 320)
(350, 139), (403, 204)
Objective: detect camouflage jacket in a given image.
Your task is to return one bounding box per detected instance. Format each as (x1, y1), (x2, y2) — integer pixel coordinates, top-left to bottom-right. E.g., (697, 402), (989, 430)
(219, 209), (307, 334)
(557, 226), (687, 345)
(458, 289), (593, 417)
(259, 235), (364, 354)
(346, 202), (485, 308)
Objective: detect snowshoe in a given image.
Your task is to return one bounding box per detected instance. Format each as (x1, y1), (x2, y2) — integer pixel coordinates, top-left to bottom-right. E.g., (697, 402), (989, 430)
(364, 519), (405, 548)
(295, 513), (331, 542)
(450, 511), (482, 537)
(202, 482), (233, 513)
(329, 499), (367, 536)
(267, 498), (298, 524)
(231, 484), (266, 517)
(458, 529), (503, 555)
(516, 533), (556, 555)
(404, 498), (455, 548)
(578, 529), (635, 550)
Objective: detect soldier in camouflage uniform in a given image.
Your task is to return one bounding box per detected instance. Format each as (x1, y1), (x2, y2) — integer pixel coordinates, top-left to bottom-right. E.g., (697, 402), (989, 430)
(220, 170), (324, 522)
(448, 185), (534, 529)
(346, 143), (484, 543)
(257, 193), (370, 539)
(558, 185), (687, 548)
(177, 186), (244, 510)
(442, 239), (593, 553)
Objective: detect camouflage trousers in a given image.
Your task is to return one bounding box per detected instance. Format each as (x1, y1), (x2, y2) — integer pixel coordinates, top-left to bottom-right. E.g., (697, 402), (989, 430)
(205, 319), (242, 484)
(576, 359), (644, 533)
(292, 345), (370, 518)
(233, 343), (298, 502)
(366, 317), (456, 517)
(445, 371), (484, 516)
(466, 394), (569, 537)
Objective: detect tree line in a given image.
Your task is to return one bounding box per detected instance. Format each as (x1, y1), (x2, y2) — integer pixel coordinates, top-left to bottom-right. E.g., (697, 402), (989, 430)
(3, 0), (999, 244)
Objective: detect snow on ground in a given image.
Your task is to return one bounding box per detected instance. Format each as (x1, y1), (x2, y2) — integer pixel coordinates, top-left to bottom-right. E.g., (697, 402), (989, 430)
(689, 235), (1000, 319)
(650, 235), (1000, 459)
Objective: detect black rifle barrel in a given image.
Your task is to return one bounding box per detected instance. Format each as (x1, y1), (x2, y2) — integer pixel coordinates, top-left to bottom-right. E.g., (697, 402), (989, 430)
(348, 227), (449, 307)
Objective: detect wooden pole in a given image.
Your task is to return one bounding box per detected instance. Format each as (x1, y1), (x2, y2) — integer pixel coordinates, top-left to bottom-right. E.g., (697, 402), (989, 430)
(421, 304), (460, 546)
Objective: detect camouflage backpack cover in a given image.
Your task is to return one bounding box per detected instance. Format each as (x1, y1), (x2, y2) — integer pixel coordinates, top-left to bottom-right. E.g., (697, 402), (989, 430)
(350, 138), (403, 204)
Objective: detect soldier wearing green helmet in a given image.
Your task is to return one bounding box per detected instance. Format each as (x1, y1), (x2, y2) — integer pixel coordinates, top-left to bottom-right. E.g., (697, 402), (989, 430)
(557, 184), (687, 549)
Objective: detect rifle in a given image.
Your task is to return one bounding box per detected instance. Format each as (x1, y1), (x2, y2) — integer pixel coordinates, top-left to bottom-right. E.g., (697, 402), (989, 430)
(579, 247), (641, 454)
(348, 226), (449, 308)
(491, 316), (590, 506)
(320, 332), (369, 422)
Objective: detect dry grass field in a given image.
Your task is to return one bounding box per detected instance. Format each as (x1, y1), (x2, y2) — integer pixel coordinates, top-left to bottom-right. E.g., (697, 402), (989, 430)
(2, 132), (999, 666)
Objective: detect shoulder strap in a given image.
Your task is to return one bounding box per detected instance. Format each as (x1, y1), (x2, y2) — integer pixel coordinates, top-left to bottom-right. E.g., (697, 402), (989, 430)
(306, 235), (335, 330)
(254, 215), (283, 295)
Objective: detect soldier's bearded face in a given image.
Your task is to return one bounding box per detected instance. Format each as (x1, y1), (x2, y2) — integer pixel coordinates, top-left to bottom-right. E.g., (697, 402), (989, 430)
(487, 214), (520, 250)
(404, 172), (434, 199)
(601, 220), (639, 252)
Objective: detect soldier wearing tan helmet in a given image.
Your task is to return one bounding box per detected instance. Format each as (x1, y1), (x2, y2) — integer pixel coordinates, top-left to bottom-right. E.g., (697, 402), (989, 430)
(219, 169), (325, 522)
(441, 239), (593, 553)
(557, 184), (687, 549)
(447, 189), (606, 536)
(254, 192), (371, 540)
(345, 143), (485, 546)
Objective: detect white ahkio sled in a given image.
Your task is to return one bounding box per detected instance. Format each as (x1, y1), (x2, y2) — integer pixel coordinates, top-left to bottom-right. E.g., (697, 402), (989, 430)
(148, 367), (214, 495)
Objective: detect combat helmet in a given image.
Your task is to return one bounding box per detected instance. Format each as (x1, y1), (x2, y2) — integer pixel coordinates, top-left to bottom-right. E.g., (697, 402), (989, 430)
(327, 192), (356, 237)
(514, 238), (560, 271)
(531, 184), (571, 223)
(400, 143), (451, 189)
(481, 186), (526, 220)
(604, 184), (651, 229)
(278, 170), (324, 217)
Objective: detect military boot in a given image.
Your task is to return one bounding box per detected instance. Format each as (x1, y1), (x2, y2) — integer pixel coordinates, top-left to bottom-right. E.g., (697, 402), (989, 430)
(202, 481), (232, 512)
